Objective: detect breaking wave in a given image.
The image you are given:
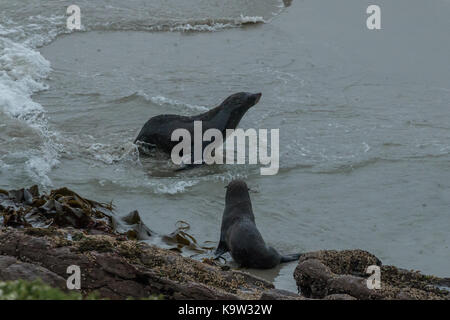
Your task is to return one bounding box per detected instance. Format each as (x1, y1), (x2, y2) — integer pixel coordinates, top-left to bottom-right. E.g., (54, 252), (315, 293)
(112, 91), (208, 112)
(0, 0), (283, 187)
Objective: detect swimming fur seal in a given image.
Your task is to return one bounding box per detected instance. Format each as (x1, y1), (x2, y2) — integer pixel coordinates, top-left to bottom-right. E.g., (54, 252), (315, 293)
(215, 180), (301, 269)
(134, 92), (261, 163)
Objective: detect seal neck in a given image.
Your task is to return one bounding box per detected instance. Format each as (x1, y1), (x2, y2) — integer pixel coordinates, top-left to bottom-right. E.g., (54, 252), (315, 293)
(225, 200), (254, 220)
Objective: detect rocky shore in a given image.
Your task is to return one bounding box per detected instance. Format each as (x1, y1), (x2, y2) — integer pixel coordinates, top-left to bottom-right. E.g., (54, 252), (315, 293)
(1, 186), (449, 300)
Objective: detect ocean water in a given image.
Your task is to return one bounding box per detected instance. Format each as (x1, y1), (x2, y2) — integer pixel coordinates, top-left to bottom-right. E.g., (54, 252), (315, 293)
(1, 0), (449, 292)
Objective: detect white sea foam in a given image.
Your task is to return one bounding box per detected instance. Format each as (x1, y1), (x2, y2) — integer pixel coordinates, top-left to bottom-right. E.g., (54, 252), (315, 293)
(0, 39), (50, 121)
(0, 9), (267, 189)
(99, 176), (200, 195)
(168, 16), (265, 32)
(0, 26), (62, 186)
(236, 15), (265, 24)
(169, 22), (234, 32)
(87, 142), (140, 165)
(137, 91), (208, 112)
(154, 180), (199, 194)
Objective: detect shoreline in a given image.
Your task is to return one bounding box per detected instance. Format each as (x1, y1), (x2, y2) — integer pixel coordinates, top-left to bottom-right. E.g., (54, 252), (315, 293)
(1, 185), (448, 300)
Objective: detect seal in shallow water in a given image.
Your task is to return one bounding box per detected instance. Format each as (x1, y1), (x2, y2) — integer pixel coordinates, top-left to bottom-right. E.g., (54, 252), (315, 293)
(215, 180), (301, 269)
(134, 92), (261, 163)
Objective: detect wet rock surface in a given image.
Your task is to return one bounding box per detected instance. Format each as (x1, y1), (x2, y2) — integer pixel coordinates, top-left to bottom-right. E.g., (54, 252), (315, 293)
(294, 250), (450, 300)
(0, 227), (282, 299)
(1, 186), (449, 300)
(0, 186), (300, 299)
(0, 255), (66, 288)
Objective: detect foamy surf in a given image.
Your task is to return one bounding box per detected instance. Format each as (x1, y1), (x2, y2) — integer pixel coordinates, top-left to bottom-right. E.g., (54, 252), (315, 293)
(97, 175), (201, 195)
(1, 1), (286, 190)
(141, 93), (209, 112)
(0, 6), (275, 188)
(166, 15), (265, 32)
(87, 142), (141, 165)
(112, 91), (208, 112)
(90, 18), (265, 33)
(154, 180), (200, 194)
(0, 25), (63, 186)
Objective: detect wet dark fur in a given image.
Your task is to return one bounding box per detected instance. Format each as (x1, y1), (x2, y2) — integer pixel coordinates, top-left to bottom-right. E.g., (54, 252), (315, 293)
(134, 92), (261, 161)
(215, 180), (301, 269)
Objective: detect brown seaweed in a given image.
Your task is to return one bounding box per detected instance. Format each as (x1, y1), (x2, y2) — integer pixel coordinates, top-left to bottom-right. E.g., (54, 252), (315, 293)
(1, 185), (218, 257)
(0, 185), (114, 232)
(162, 221), (216, 253)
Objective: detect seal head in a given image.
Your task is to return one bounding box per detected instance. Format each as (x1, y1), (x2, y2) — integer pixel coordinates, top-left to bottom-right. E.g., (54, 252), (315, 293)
(194, 92), (261, 132)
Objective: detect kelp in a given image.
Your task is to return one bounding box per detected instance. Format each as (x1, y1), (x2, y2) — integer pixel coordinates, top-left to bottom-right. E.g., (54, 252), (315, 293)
(0, 186), (217, 254)
(113, 210), (153, 240)
(0, 185), (114, 232)
(162, 221), (216, 253)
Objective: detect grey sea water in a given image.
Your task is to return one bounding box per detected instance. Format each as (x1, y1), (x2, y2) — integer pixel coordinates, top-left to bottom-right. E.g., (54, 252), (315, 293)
(1, 0), (449, 291)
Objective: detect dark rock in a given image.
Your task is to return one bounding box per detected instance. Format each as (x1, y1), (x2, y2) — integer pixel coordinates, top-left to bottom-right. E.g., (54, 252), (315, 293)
(298, 249), (381, 275)
(294, 259), (334, 298)
(0, 228), (274, 300)
(294, 249), (448, 300)
(260, 289), (307, 300)
(324, 294), (357, 300)
(0, 255), (66, 288)
(327, 275), (382, 299)
(3, 185), (448, 300)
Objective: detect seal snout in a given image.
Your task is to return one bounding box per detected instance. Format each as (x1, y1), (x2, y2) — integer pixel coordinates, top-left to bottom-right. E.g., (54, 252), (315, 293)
(249, 92), (262, 106)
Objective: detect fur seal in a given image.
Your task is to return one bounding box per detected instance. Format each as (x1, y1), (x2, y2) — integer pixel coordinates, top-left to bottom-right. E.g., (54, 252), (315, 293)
(134, 92), (261, 162)
(215, 180), (301, 269)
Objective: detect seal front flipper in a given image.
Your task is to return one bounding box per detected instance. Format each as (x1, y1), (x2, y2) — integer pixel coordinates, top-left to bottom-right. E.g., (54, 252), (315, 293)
(134, 140), (157, 155)
(280, 253), (302, 263)
(175, 138), (213, 172)
(214, 240), (229, 259)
